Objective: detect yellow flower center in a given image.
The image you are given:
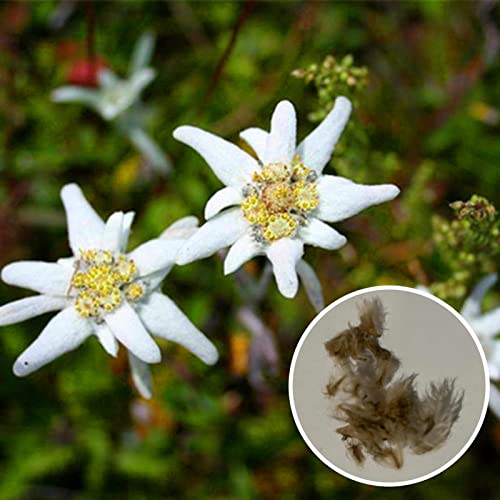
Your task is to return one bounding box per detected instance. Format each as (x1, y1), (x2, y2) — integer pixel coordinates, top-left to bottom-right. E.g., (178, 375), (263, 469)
(242, 158), (319, 243)
(71, 249), (145, 319)
(261, 182), (295, 213)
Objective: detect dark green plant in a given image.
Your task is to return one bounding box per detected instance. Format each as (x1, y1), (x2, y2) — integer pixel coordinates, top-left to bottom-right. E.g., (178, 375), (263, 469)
(430, 195), (499, 304)
(292, 54), (368, 122)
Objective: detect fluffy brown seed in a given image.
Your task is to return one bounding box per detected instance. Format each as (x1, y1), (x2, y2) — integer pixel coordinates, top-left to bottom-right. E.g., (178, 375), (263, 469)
(324, 297), (464, 469)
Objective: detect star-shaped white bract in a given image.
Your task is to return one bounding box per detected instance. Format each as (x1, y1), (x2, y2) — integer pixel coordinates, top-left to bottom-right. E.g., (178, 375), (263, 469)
(51, 30), (156, 121)
(173, 97), (399, 304)
(51, 66), (155, 122)
(51, 32), (170, 174)
(0, 184), (217, 398)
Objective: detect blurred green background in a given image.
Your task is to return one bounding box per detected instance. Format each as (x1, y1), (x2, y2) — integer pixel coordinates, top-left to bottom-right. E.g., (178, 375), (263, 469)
(0, 1), (499, 498)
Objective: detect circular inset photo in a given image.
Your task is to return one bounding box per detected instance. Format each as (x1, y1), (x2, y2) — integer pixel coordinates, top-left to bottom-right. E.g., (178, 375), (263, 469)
(289, 286), (489, 487)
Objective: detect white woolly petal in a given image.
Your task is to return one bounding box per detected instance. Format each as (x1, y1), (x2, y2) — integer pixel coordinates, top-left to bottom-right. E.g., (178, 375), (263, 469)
(60, 183), (105, 254)
(129, 67), (155, 96)
(159, 218), (198, 256)
(99, 101), (121, 121)
(296, 259), (324, 312)
(139, 292), (218, 365)
(489, 384), (500, 418)
(128, 351), (152, 399)
(97, 69), (119, 88)
(264, 100), (296, 166)
(298, 217), (347, 250)
(120, 211), (135, 253)
(104, 302), (161, 363)
(239, 127), (268, 163)
(101, 212), (124, 252)
(161, 216), (199, 239)
(0, 296), (69, 326)
(95, 323), (119, 357)
(128, 238), (185, 277)
(129, 31), (155, 75)
(204, 187), (243, 220)
(296, 96), (352, 174)
(173, 126), (259, 188)
(224, 233), (262, 275)
(51, 86), (100, 107)
(266, 238), (304, 298)
(461, 274), (498, 320)
(472, 308), (500, 339)
(2, 261), (73, 296)
(487, 341), (500, 381)
(316, 175), (400, 223)
(56, 256), (75, 269)
(13, 307), (92, 377)
(176, 208), (248, 265)
(142, 269), (170, 292)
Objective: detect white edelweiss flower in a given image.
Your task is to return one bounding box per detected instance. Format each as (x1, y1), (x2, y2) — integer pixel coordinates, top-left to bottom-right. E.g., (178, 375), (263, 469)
(51, 32), (170, 174)
(0, 184), (218, 398)
(51, 29), (156, 122)
(51, 66), (155, 122)
(173, 97), (400, 304)
(419, 275), (500, 417)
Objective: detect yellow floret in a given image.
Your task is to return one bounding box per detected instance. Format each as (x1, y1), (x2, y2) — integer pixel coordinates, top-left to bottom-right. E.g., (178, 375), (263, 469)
(99, 288), (123, 312)
(261, 162), (291, 183)
(125, 283), (145, 302)
(115, 255), (137, 282)
(294, 182), (319, 212)
(292, 163), (311, 180)
(263, 213), (297, 242)
(71, 271), (86, 289)
(80, 250), (96, 263)
(75, 290), (99, 318)
(93, 250), (113, 265)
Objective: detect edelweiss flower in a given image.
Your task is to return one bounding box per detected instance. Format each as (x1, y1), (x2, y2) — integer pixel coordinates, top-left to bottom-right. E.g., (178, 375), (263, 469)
(51, 32), (170, 173)
(173, 97), (399, 304)
(0, 184), (217, 398)
(52, 65), (155, 122)
(419, 276), (500, 417)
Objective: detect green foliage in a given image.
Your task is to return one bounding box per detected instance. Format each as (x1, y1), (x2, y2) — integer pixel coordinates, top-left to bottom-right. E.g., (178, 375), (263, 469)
(292, 54), (368, 122)
(430, 195), (499, 304)
(0, 435), (76, 500)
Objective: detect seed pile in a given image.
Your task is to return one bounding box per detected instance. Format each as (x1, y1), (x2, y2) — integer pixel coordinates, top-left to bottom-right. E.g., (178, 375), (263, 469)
(324, 297), (464, 469)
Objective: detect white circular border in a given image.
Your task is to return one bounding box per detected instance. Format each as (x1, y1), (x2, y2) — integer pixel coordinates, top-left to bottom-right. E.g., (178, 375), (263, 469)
(288, 285), (490, 488)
